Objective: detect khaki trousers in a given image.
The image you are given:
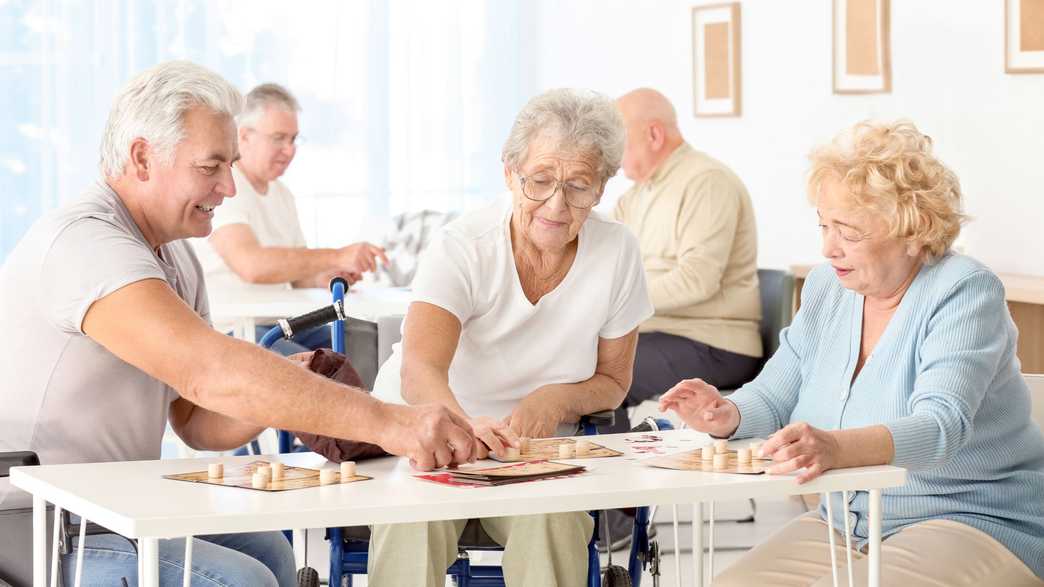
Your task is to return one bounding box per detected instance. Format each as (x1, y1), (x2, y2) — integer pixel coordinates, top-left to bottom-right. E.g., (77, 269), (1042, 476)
(715, 512), (1043, 587)
(368, 512), (593, 587)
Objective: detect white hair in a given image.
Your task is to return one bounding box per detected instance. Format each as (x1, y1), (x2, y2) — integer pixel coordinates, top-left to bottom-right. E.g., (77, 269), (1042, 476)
(501, 88), (625, 183)
(237, 83), (301, 128)
(99, 60), (243, 178)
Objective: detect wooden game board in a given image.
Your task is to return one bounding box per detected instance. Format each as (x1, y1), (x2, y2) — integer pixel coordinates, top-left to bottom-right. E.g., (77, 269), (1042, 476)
(164, 460), (372, 492)
(489, 437), (623, 462)
(641, 449), (772, 475)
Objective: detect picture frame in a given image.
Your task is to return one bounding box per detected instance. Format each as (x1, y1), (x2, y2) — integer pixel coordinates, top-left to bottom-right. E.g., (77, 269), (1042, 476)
(692, 3), (741, 117)
(1006, 0), (1044, 73)
(833, 0), (891, 94)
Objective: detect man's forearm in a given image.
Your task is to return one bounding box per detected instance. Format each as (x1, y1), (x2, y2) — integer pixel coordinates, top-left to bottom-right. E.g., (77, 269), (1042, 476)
(648, 263), (722, 312)
(232, 246), (341, 284)
(181, 335), (390, 445)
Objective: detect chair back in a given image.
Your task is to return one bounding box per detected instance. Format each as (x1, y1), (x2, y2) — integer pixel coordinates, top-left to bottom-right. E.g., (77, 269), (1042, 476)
(756, 268), (795, 360)
(0, 451), (38, 478)
(1026, 374), (1044, 432)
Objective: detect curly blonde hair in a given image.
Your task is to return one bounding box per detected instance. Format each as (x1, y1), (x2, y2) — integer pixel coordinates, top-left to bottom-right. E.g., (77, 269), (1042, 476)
(807, 120), (967, 261)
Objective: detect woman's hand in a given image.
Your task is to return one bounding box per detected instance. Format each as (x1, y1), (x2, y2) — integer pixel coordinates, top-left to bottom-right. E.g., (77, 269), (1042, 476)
(658, 378), (740, 438)
(761, 421), (842, 484)
(505, 388), (567, 439)
(469, 416), (520, 459)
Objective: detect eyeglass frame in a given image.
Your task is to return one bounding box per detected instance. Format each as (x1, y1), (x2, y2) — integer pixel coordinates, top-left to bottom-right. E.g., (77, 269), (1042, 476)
(512, 168), (604, 209)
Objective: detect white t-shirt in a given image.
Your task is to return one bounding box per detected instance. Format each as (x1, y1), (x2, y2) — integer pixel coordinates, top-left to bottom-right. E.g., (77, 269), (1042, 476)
(192, 166), (307, 331)
(0, 181), (207, 509)
(371, 198), (653, 422)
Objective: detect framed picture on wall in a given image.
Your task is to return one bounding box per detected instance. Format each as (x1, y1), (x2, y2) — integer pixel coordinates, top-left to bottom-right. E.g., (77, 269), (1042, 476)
(833, 0), (891, 94)
(692, 3), (741, 117)
(1006, 0), (1044, 73)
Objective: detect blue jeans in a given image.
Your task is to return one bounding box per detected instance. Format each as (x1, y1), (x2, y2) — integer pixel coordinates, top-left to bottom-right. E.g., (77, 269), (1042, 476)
(253, 324), (333, 357)
(61, 531), (296, 586)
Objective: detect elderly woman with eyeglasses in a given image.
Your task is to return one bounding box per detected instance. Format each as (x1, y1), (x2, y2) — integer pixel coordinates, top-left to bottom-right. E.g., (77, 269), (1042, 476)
(366, 89), (652, 586)
(662, 121), (1044, 586)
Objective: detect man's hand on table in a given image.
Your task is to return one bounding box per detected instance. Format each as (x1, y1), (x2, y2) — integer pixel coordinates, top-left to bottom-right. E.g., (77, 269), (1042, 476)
(377, 403), (478, 471)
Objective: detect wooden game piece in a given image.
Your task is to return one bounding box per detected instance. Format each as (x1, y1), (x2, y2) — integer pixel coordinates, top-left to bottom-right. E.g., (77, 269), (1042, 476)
(207, 463), (223, 479)
(270, 462), (284, 481)
(575, 440), (592, 456)
(558, 444), (574, 459)
(713, 453), (729, 469)
(701, 444), (715, 461)
(251, 472), (268, 489)
(319, 469), (338, 486)
(502, 447), (520, 461)
(737, 448), (752, 464)
(714, 439), (728, 454)
(340, 461), (357, 481)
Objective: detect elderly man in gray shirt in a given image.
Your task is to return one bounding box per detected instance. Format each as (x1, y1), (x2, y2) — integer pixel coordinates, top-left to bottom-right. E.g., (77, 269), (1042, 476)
(0, 61), (477, 587)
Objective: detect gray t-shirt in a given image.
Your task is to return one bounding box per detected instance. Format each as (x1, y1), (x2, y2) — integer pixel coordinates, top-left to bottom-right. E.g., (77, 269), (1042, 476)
(0, 181), (209, 509)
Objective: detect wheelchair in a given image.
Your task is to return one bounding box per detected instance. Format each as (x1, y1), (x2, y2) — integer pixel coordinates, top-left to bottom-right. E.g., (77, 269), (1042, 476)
(262, 277), (668, 586)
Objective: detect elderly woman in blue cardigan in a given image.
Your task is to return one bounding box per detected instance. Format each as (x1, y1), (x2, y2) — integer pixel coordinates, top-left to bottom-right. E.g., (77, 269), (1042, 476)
(661, 121), (1044, 586)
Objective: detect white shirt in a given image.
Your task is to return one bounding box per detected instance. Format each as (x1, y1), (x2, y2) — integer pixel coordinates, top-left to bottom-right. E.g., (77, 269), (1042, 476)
(192, 166), (307, 331)
(371, 198), (653, 422)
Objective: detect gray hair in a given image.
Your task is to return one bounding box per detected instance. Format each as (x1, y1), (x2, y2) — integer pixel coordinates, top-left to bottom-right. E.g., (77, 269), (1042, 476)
(237, 83), (301, 128)
(99, 60), (243, 178)
(501, 88), (625, 183)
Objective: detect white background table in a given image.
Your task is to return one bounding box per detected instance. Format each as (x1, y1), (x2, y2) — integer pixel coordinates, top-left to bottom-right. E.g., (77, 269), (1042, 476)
(11, 430), (906, 587)
(209, 285), (412, 342)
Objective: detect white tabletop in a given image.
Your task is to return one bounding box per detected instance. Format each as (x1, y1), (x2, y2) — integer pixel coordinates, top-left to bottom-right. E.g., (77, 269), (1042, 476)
(208, 285), (412, 325)
(11, 430), (906, 540)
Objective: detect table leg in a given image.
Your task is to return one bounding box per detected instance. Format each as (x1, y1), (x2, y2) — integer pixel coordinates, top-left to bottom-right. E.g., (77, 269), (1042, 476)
(50, 506), (62, 587)
(141, 538), (160, 587)
(244, 317), (258, 343)
(692, 502), (703, 587)
(33, 496), (46, 587)
(868, 489), (882, 587)
(672, 504), (681, 587)
(183, 536), (194, 587)
(74, 517), (87, 587)
(708, 502), (715, 583)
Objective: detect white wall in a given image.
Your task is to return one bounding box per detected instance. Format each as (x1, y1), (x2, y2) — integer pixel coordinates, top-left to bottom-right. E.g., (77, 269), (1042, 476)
(529, 0), (1044, 275)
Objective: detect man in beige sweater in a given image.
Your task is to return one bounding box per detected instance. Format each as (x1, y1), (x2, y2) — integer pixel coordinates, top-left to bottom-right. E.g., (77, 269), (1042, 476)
(608, 88), (762, 431)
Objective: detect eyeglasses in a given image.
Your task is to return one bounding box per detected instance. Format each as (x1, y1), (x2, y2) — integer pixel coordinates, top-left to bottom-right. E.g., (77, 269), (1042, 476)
(250, 129), (304, 149)
(515, 170), (601, 209)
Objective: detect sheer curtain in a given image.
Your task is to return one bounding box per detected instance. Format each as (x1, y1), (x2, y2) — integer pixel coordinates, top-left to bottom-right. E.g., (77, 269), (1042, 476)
(0, 0), (530, 259)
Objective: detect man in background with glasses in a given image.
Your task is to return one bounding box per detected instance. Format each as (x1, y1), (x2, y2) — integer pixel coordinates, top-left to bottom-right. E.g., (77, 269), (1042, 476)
(195, 83), (387, 354)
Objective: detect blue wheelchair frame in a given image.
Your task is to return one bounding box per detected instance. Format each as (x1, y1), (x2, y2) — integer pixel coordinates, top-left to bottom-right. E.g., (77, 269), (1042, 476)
(260, 279), (663, 586)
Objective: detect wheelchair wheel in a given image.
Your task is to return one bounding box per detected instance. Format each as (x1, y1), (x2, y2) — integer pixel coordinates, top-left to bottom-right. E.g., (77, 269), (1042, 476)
(297, 566), (320, 587)
(602, 564), (632, 587)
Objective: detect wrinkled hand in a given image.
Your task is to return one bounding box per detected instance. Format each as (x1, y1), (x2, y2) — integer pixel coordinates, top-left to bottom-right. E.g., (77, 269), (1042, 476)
(336, 241), (389, 274)
(658, 378), (740, 438)
(469, 416), (520, 459)
(378, 403), (477, 471)
(760, 422), (841, 484)
(504, 389), (566, 439)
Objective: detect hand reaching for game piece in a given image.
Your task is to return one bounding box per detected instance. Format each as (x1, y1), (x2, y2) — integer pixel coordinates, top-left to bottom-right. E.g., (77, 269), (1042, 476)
(759, 421), (842, 484)
(658, 378), (741, 438)
(504, 388), (566, 439)
(469, 416), (520, 459)
(377, 403), (478, 471)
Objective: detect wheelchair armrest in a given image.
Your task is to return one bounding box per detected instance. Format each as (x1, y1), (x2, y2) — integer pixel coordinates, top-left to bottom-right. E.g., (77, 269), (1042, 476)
(0, 451), (39, 477)
(579, 410), (615, 428)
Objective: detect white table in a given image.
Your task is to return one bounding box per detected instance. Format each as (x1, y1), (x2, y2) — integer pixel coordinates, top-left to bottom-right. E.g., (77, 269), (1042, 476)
(209, 285), (412, 342)
(11, 430), (906, 587)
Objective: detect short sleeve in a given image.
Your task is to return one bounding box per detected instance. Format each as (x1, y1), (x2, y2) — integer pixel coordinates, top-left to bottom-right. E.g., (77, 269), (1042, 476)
(600, 228), (653, 339)
(40, 218), (167, 334)
(409, 230), (476, 324)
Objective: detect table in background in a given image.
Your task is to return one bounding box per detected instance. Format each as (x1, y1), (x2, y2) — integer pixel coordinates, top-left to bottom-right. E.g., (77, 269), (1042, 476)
(12, 430), (906, 587)
(791, 264), (1044, 373)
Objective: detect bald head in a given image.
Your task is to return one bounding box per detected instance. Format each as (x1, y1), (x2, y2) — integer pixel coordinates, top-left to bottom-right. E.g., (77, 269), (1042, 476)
(617, 88), (679, 131)
(616, 88), (684, 181)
